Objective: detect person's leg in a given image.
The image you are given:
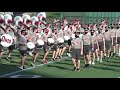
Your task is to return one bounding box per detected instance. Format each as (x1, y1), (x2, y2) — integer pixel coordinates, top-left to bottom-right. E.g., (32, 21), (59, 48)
(33, 50), (40, 64)
(61, 47), (66, 56)
(19, 50), (27, 69)
(76, 49), (81, 71)
(55, 48), (59, 60)
(42, 51), (49, 64)
(42, 43), (49, 64)
(77, 60), (80, 71)
(89, 51), (91, 64)
(92, 52), (95, 65)
(67, 39), (72, 57)
(21, 56), (26, 67)
(72, 58), (77, 71)
(100, 51), (103, 62)
(118, 44), (120, 56)
(52, 50), (56, 60)
(0, 45), (4, 60)
(84, 56), (87, 66)
(116, 44), (119, 55)
(7, 45), (14, 61)
(95, 50), (99, 61)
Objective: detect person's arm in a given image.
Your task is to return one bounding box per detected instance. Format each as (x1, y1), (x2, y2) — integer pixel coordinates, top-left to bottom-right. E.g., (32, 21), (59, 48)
(116, 30), (117, 43)
(103, 35), (106, 50)
(81, 40), (83, 55)
(90, 36), (94, 51)
(111, 34), (113, 46)
(96, 39), (99, 51)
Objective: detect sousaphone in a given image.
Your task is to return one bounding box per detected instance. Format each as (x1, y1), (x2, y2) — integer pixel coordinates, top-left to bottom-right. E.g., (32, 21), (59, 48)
(22, 14), (31, 27)
(14, 16), (23, 27)
(4, 14), (12, 25)
(31, 16), (39, 27)
(37, 12), (46, 21)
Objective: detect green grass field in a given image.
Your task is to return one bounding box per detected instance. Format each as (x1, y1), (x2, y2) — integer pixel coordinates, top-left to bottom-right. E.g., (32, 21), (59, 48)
(0, 48), (120, 78)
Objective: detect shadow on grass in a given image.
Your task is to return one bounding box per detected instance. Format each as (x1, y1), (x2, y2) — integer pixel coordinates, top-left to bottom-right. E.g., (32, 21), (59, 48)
(105, 60), (120, 64)
(101, 63), (120, 68)
(47, 64), (73, 71)
(92, 65), (120, 72)
(0, 63), (21, 76)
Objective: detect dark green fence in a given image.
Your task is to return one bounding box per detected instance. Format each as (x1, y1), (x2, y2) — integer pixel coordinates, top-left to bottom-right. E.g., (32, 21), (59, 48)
(61, 12), (120, 25)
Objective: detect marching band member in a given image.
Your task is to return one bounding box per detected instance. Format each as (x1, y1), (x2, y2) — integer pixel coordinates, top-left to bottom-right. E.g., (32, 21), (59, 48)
(57, 25), (64, 58)
(51, 29), (59, 61)
(71, 32), (83, 71)
(115, 24), (120, 56)
(28, 27), (39, 67)
(18, 29), (28, 69)
(103, 27), (112, 59)
(82, 28), (92, 67)
(90, 30), (99, 65)
(97, 28), (105, 62)
(6, 25), (18, 61)
(0, 20), (6, 61)
(110, 24), (117, 57)
(41, 28), (50, 64)
(64, 24), (73, 57)
(59, 24), (67, 58)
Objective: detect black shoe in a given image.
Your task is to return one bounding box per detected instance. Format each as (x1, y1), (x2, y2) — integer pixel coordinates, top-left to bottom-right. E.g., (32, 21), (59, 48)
(104, 55), (106, 59)
(77, 68), (80, 71)
(51, 58), (55, 61)
(112, 53), (115, 57)
(86, 64), (90, 67)
(7, 57), (12, 61)
(73, 67), (77, 71)
(19, 66), (25, 70)
(84, 64), (88, 68)
(55, 58), (58, 61)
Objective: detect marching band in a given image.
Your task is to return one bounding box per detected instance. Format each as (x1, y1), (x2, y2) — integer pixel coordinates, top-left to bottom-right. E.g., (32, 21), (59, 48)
(0, 12), (120, 71)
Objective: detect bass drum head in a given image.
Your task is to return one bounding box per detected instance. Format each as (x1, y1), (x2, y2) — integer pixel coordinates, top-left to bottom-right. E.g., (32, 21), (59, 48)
(0, 34), (13, 47)
(64, 35), (70, 41)
(72, 34), (75, 39)
(48, 38), (54, 43)
(58, 38), (64, 43)
(79, 34), (83, 39)
(27, 42), (35, 49)
(37, 40), (44, 45)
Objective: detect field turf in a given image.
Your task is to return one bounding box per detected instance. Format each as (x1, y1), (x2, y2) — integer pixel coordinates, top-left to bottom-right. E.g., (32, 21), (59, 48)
(0, 48), (120, 78)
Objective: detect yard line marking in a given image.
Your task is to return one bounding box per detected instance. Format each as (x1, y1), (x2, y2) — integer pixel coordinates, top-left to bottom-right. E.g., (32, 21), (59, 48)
(9, 75), (42, 78)
(0, 57), (70, 78)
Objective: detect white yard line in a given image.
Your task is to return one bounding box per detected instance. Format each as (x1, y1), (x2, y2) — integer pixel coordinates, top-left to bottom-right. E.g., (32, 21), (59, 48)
(0, 57), (70, 78)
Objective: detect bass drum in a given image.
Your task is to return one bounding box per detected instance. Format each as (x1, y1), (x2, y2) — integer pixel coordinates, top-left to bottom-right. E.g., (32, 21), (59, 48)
(37, 39), (44, 46)
(58, 38), (64, 43)
(27, 42), (35, 50)
(48, 38), (54, 46)
(72, 34), (75, 39)
(64, 35), (70, 41)
(0, 34), (13, 47)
